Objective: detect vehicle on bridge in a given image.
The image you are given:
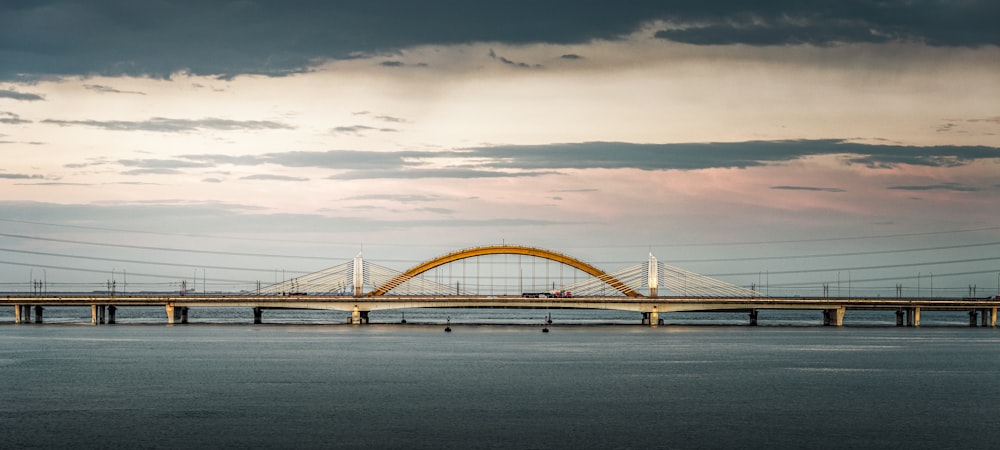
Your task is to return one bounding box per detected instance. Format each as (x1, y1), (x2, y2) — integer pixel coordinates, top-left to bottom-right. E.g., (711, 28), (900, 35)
(522, 290), (572, 298)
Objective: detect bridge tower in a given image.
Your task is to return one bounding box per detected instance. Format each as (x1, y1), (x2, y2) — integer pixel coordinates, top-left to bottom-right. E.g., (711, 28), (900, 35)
(353, 252), (364, 297)
(647, 253), (658, 297)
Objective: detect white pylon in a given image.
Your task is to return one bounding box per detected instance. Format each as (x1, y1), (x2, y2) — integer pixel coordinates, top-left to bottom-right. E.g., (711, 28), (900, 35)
(353, 252), (364, 296)
(647, 252), (658, 297)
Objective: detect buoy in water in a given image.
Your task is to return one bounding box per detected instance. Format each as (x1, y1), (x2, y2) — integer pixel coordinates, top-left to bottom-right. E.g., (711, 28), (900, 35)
(445, 326), (451, 332)
(542, 326), (549, 333)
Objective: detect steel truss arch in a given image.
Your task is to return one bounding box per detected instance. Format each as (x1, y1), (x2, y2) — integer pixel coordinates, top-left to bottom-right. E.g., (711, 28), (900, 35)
(367, 245), (642, 297)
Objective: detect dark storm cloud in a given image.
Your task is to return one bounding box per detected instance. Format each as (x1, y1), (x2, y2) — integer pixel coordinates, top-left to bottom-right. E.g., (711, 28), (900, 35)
(42, 117), (294, 132)
(652, 1), (1000, 47)
(0, 89), (44, 100)
(5, 1), (994, 80)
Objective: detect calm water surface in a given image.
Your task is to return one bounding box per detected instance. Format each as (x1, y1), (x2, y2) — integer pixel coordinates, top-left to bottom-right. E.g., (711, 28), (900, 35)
(2, 309), (999, 449)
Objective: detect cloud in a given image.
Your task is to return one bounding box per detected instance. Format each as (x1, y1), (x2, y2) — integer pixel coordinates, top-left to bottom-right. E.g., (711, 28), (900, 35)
(771, 185), (846, 193)
(172, 140), (1000, 181)
(652, 2), (1000, 47)
(0, 89), (44, 101)
(0, 173), (43, 179)
(887, 183), (979, 192)
(121, 168), (182, 176)
(83, 84), (145, 95)
(327, 168), (558, 180)
(374, 115), (407, 123)
(415, 207), (454, 215)
(330, 125), (398, 135)
(472, 140), (1000, 171)
(118, 158), (214, 170)
(2, 2), (998, 80)
(240, 174), (309, 182)
(0, 112), (31, 124)
(343, 194), (444, 202)
(488, 48), (542, 68)
(43, 117), (294, 133)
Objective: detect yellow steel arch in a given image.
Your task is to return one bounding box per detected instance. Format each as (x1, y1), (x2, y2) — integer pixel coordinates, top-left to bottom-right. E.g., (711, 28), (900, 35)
(368, 245), (642, 297)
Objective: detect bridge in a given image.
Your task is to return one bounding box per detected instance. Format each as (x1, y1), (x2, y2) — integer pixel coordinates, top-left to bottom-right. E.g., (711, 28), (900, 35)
(3, 244), (999, 327)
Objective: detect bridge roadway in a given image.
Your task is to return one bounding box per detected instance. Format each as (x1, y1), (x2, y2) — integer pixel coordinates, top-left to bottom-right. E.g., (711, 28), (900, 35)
(3, 294), (999, 327)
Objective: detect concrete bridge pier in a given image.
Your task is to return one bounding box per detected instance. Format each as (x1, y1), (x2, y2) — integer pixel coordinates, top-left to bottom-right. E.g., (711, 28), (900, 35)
(33, 306), (44, 323)
(822, 307), (845, 326)
(969, 310), (979, 327)
(981, 308), (995, 327)
(749, 309), (758, 326)
(906, 307), (921, 327)
(253, 307), (263, 324)
(14, 304), (31, 324)
(165, 305), (188, 324)
(641, 311), (661, 327)
(107, 306), (117, 324)
(350, 307), (370, 324)
(896, 309), (905, 326)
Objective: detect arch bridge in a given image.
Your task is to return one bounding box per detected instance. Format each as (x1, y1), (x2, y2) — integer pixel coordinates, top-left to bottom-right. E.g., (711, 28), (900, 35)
(258, 243), (757, 298)
(367, 245), (640, 297)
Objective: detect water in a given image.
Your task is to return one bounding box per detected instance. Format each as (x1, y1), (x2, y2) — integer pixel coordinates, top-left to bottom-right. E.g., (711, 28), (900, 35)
(2, 311), (999, 449)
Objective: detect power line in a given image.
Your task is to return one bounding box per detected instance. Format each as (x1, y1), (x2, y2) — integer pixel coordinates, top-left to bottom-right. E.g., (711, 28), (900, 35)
(663, 240), (1000, 264)
(709, 256), (1000, 277)
(5, 217), (999, 249)
(0, 232), (345, 261)
(0, 247), (310, 275)
(0, 259), (252, 284)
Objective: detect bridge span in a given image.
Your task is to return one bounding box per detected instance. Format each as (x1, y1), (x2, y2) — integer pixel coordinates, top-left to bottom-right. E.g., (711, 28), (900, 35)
(3, 294), (998, 327)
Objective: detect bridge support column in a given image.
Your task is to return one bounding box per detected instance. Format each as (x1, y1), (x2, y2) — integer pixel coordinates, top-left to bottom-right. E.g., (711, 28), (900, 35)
(350, 307), (369, 324)
(906, 307), (920, 327)
(749, 309), (758, 326)
(98, 305), (106, 324)
(107, 306), (116, 325)
(253, 307), (263, 324)
(990, 308), (997, 328)
(179, 307), (188, 324)
(17, 305), (32, 324)
(896, 309), (905, 326)
(33, 306), (43, 324)
(980, 309), (990, 327)
(649, 310), (659, 327)
(165, 305), (178, 325)
(969, 310), (978, 327)
(823, 307), (845, 326)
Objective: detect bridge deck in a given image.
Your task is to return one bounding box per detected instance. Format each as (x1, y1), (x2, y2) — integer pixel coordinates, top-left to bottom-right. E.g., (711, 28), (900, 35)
(4, 295), (1000, 312)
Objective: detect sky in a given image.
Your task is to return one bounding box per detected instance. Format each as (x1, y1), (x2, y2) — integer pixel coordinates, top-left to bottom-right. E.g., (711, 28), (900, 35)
(1, 1), (999, 296)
